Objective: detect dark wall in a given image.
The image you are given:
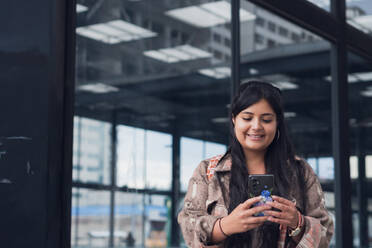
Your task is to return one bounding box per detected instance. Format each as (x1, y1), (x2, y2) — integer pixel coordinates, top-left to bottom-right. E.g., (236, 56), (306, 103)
(0, 0), (73, 247)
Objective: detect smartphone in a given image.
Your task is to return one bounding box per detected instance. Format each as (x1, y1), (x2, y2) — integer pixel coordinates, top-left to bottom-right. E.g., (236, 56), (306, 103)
(248, 174), (274, 216)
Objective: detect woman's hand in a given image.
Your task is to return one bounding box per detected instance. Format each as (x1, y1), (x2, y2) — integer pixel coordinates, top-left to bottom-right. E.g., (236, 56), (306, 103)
(221, 196), (271, 235)
(264, 195), (299, 229)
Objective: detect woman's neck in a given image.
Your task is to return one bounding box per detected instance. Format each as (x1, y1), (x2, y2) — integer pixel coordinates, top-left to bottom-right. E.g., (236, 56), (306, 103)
(244, 150), (266, 174)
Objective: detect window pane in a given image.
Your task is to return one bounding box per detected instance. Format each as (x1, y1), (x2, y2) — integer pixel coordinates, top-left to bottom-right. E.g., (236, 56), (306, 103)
(367, 156), (372, 178)
(146, 130), (172, 190)
(348, 51), (372, 247)
(305, 0), (330, 11)
(180, 137), (203, 192)
(180, 137), (226, 192)
(73, 117), (111, 184)
(117, 125), (145, 188)
(350, 156), (358, 179)
(115, 192), (145, 247)
(144, 195), (170, 247)
(242, 1), (323, 53)
(306, 157), (319, 174)
(116, 127), (172, 190)
(347, 0), (372, 35)
(318, 157), (334, 180)
(71, 189), (110, 247)
(114, 192), (171, 247)
(205, 141), (226, 159)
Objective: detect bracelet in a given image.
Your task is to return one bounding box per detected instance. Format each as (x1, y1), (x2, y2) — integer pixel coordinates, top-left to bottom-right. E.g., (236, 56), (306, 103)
(218, 217), (230, 237)
(288, 211), (303, 237)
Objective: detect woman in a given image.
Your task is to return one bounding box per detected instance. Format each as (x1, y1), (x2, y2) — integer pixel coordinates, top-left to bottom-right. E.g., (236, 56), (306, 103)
(178, 81), (334, 247)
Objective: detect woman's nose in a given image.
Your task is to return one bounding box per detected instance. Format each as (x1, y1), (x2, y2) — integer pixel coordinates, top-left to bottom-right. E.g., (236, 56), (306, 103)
(251, 118), (262, 129)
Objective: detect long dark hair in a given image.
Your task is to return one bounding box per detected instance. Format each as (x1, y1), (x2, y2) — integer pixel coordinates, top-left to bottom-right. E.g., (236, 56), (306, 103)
(223, 80), (307, 248)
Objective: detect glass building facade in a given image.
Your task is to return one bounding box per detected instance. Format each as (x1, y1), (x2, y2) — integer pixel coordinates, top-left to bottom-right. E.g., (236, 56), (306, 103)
(1, 0), (372, 248)
(70, 0), (372, 247)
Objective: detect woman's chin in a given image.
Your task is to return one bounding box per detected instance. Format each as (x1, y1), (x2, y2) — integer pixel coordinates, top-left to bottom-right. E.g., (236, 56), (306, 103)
(243, 145), (267, 153)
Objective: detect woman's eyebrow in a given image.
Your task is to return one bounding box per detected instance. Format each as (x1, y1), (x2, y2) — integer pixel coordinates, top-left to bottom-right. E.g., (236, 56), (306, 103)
(241, 112), (274, 116)
(261, 113), (275, 117)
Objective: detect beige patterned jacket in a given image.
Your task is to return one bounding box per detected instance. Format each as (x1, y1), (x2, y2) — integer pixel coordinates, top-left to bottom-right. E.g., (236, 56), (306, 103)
(178, 154), (334, 248)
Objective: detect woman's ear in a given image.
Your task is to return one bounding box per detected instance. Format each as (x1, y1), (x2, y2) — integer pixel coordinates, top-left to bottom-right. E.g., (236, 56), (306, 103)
(232, 116), (235, 126)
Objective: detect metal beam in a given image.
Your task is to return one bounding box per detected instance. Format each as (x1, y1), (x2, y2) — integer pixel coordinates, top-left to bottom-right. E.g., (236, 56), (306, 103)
(74, 118), (82, 247)
(86, 0), (105, 20)
(356, 127), (368, 247)
(231, 0), (241, 97)
(62, 0), (76, 247)
(171, 126), (181, 246)
(346, 25), (372, 62)
(331, 0), (353, 247)
(72, 181), (172, 195)
(109, 110), (117, 248)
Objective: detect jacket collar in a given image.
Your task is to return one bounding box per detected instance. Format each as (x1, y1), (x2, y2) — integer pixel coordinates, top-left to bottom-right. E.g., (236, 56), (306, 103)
(214, 154), (232, 172)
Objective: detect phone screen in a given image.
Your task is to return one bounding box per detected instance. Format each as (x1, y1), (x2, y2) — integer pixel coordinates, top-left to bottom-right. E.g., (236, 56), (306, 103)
(248, 174), (274, 216)
(248, 174), (274, 198)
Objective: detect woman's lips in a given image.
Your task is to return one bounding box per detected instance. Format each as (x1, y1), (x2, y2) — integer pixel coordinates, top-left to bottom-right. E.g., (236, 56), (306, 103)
(247, 134), (265, 141)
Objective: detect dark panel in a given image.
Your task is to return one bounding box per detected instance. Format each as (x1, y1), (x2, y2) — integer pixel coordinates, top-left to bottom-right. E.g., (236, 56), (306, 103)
(0, 0), (73, 247)
(0, 0), (49, 245)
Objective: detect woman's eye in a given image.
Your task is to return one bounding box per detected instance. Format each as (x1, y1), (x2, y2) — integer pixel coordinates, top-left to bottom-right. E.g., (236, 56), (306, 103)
(262, 119), (272, 123)
(243, 118), (252, 121)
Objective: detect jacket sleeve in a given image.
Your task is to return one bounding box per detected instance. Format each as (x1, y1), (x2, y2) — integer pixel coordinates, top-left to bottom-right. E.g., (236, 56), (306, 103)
(296, 161), (334, 248)
(178, 160), (220, 248)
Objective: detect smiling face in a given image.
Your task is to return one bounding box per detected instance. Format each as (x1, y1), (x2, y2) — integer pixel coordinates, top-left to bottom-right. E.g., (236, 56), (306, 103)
(232, 98), (277, 155)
